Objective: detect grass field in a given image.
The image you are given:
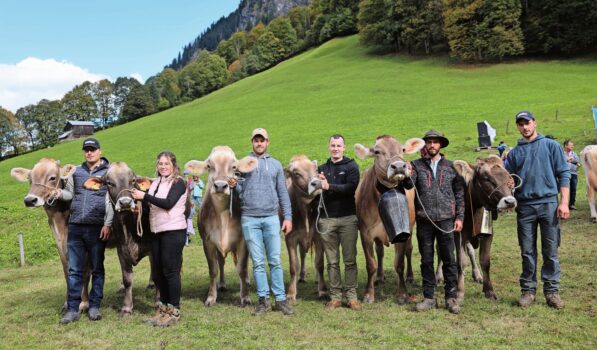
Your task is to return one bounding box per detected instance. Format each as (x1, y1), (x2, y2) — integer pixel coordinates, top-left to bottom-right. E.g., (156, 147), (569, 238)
(1, 35), (596, 348)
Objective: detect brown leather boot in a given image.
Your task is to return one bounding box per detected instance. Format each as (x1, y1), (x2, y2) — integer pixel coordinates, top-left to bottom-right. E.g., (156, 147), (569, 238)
(155, 304), (180, 327)
(144, 302), (166, 326)
(347, 299), (362, 311)
(325, 300), (342, 310)
(545, 293), (564, 309)
(517, 292), (535, 308)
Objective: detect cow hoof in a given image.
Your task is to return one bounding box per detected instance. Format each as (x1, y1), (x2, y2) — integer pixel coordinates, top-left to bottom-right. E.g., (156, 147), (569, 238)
(286, 296), (296, 304)
(240, 298), (251, 308)
(591, 217), (597, 224)
(436, 277), (444, 285)
(120, 308), (133, 316)
(217, 283), (227, 292)
(374, 278), (385, 286)
(298, 278), (306, 283)
(204, 297), (217, 307)
(318, 291), (329, 301)
(396, 295), (408, 305)
(473, 277), (483, 284)
(363, 295), (375, 304)
(484, 291), (498, 301)
(79, 302), (89, 313)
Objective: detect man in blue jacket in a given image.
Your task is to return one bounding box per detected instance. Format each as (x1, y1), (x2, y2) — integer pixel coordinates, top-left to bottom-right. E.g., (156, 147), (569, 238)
(229, 128), (294, 316)
(58, 138), (113, 324)
(506, 111), (570, 309)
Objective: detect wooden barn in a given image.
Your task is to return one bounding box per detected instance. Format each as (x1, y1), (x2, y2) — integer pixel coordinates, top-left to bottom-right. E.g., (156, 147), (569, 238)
(58, 121), (95, 141)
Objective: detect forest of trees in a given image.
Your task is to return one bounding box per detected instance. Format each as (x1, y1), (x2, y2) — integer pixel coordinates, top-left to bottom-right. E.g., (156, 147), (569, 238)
(2, 0), (595, 158)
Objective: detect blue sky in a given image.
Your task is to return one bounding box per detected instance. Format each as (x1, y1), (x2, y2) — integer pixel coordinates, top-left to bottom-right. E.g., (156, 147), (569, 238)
(0, 0), (240, 111)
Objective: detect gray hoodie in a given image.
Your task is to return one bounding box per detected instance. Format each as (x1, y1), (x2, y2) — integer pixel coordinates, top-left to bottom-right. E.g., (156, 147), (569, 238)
(235, 152), (292, 220)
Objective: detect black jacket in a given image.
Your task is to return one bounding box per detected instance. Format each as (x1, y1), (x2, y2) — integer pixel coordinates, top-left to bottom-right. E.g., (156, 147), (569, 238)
(317, 156), (359, 218)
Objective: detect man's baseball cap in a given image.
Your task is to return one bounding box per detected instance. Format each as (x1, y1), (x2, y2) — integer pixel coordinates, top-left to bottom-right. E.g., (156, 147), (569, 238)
(251, 128), (269, 140)
(82, 138), (100, 150)
(515, 110), (535, 122)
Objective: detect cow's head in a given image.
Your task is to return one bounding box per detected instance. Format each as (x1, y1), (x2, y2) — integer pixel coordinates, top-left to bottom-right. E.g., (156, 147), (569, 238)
(83, 162), (151, 212)
(286, 155), (321, 198)
(454, 156), (517, 210)
(11, 158), (76, 207)
(185, 146), (257, 195)
(355, 135), (425, 187)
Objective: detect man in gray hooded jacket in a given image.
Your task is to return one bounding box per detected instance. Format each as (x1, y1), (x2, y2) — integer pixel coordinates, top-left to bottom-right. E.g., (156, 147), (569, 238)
(229, 128), (294, 316)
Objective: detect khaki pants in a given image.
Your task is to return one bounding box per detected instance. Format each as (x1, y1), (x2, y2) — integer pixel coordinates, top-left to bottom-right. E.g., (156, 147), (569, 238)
(318, 215), (358, 301)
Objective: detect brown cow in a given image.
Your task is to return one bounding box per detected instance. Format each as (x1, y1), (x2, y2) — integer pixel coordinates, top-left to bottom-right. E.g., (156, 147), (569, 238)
(10, 158), (87, 311)
(284, 155), (327, 303)
(185, 146), (258, 306)
(581, 145), (597, 223)
(449, 156), (518, 301)
(354, 136), (425, 303)
(83, 162), (158, 314)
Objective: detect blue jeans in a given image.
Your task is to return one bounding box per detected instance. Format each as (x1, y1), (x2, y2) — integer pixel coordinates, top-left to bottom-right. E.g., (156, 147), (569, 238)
(516, 202), (561, 294)
(67, 224), (106, 311)
(569, 174), (577, 207)
(241, 215), (286, 301)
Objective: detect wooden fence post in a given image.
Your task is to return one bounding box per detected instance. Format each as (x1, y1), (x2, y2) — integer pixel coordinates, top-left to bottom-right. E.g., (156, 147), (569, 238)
(18, 232), (25, 267)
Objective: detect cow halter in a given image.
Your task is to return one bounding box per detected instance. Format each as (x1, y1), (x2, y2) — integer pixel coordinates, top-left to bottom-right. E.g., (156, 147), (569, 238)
(107, 187), (144, 237)
(484, 172), (523, 203)
(31, 182), (60, 207)
(374, 154), (407, 189)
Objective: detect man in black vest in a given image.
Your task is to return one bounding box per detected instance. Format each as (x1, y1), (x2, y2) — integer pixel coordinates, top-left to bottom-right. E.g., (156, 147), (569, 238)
(317, 134), (361, 311)
(58, 138), (113, 324)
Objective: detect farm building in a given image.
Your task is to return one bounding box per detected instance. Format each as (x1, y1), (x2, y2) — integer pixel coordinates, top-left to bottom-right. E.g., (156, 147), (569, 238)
(58, 121), (94, 141)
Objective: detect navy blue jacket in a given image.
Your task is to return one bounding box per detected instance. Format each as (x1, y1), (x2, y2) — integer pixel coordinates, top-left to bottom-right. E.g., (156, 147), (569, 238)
(67, 158), (112, 225)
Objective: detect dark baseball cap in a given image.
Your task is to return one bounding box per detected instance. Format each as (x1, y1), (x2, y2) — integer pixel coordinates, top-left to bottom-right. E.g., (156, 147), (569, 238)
(82, 138), (100, 150)
(515, 110), (535, 122)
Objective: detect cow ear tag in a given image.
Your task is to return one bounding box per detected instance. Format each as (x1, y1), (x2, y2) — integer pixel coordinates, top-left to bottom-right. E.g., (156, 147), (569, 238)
(138, 183), (149, 191)
(83, 178), (101, 190)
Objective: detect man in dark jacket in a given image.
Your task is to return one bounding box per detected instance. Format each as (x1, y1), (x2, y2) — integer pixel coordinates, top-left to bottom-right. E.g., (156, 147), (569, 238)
(506, 111), (570, 309)
(317, 134), (361, 310)
(411, 130), (465, 314)
(58, 138), (113, 324)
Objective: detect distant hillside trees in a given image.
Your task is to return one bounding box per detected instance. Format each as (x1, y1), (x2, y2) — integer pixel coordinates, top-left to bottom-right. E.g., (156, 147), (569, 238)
(61, 82), (98, 122)
(309, 0), (360, 44)
(0, 107), (26, 157)
(122, 85), (156, 122)
(178, 52), (229, 101)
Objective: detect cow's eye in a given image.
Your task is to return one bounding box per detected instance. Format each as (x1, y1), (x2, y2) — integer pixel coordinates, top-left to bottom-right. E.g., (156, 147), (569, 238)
(106, 182), (113, 187)
(374, 150), (381, 155)
(232, 165), (237, 170)
(206, 164), (211, 170)
(48, 176), (56, 182)
(293, 171), (302, 178)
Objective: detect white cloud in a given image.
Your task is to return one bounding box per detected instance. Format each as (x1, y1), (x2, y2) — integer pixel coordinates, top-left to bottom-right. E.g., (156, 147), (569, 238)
(0, 57), (110, 112)
(130, 73), (145, 84)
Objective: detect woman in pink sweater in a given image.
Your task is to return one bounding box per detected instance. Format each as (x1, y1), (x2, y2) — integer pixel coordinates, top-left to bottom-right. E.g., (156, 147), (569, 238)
(132, 151), (187, 327)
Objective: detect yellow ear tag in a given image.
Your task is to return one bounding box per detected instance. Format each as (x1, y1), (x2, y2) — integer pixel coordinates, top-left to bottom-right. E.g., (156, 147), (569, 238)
(91, 183), (101, 190)
(138, 183), (148, 191)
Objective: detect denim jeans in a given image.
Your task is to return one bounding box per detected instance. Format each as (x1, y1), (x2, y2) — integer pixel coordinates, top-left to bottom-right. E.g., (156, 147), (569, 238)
(67, 224), (106, 311)
(241, 215), (286, 301)
(517, 202), (561, 294)
(569, 174), (578, 207)
(416, 219), (458, 299)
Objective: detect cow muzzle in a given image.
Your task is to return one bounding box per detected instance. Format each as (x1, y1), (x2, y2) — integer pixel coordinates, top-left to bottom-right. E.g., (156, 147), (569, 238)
(308, 178), (322, 195)
(116, 196), (136, 212)
(213, 180), (229, 194)
(497, 196), (517, 210)
(24, 195), (44, 207)
(387, 160), (409, 181)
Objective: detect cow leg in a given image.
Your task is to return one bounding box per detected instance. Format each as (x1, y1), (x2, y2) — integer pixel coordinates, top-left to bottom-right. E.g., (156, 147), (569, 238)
(313, 236), (328, 300)
(479, 236), (497, 300)
(405, 238), (414, 284)
(435, 245), (444, 285)
(588, 185), (597, 223)
(117, 247), (134, 315)
(217, 253), (227, 292)
(80, 255), (90, 313)
(203, 242), (219, 307)
(375, 240), (385, 285)
(236, 241), (251, 307)
(361, 233), (377, 303)
(455, 234), (466, 303)
(298, 243), (308, 283)
(285, 238), (299, 304)
(148, 251), (160, 304)
(55, 236), (70, 312)
(394, 242), (409, 304)
(146, 253), (156, 289)
(466, 242), (483, 283)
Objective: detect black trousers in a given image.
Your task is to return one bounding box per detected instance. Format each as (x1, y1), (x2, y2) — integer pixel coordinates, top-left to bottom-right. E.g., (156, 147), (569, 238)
(416, 219), (458, 299)
(152, 229), (186, 307)
(570, 174), (578, 206)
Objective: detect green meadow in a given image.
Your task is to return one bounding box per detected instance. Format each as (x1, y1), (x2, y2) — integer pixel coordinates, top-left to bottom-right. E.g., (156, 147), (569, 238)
(0, 35), (596, 348)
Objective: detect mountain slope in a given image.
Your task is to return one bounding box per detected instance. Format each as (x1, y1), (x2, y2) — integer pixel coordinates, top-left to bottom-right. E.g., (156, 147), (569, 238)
(2, 35), (597, 267)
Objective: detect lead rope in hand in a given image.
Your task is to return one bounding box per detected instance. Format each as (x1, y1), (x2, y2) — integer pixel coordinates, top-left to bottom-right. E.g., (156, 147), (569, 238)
(315, 192), (331, 234)
(136, 200), (143, 237)
(412, 185), (456, 234)
(228, 172), (246, 217)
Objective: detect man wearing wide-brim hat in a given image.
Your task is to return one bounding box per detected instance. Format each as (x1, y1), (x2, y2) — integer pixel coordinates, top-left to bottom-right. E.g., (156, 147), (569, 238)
(409, 129), (465, 314)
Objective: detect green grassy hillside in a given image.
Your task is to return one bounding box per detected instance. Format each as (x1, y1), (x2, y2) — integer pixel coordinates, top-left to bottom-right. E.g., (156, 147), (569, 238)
(0, 35), (596, 348)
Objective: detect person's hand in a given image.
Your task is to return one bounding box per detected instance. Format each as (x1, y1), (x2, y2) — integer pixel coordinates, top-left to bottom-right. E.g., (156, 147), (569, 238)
(131, 188), (145, 200)
(453, 219), (463, 232)
(318, 172), (329, 190)
(228, 178), (237, 188)
(100, 226), (111, 241)
(282, 219), (293, 236)
(557, 204), (570, 220)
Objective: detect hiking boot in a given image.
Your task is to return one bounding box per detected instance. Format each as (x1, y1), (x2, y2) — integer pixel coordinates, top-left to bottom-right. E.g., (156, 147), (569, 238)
(274, 300), (294, 316)
(415, 298), (436, 312)
(445, 298), (460, 314)
(347, 299), (362, 311)
(517, 292), (535, 308)
(545, 293), (564, 310)
(252, 297), (272, 316)
(325, 299), (342, 310)
(59, 310), (80, 325)
(155, 304), (180, 327)
(88, 307), (102, 321)
(144, 302), (166, 325)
